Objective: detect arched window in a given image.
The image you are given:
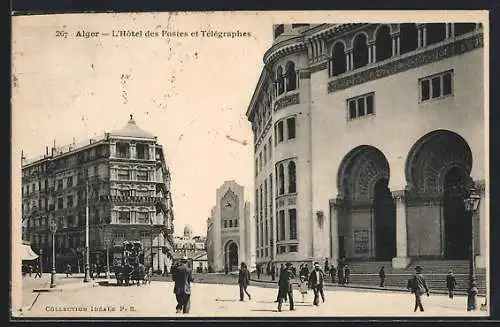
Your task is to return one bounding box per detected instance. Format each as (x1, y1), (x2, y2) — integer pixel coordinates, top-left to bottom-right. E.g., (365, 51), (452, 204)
(375, 25), (392, 62)
(288, 161), (296, 193)
(331, 42), (347, 76)
(399, 23), (418, 54)
(454, 23), (476, 36)
(353, 33), (369, 69)
(276, 66), (284, 95)
(285, 61), (297, 91)
(278, 164), (285, 195)
(426, 23), (446, 46)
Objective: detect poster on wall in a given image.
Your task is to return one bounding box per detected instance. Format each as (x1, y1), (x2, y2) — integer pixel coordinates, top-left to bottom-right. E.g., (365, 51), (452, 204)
(354, 229), (369, 254)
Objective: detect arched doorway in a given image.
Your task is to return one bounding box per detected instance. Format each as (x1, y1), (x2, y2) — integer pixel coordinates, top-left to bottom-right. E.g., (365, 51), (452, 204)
(405, 130), (473, 259)
(373, 178), (396, 260)
(443, 167), (470, 259)
(224, 241), (238, 271)
(337, 145), (395, 260)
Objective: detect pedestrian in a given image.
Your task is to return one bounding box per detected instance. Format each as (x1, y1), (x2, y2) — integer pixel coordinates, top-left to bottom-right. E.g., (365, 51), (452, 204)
(277, 262), (295, 312)
(446, 269), (457, 299)
(173, 256), (194, 314)
(271, 263), (276, 282)
(298, 275), (308, 302)
(279, 264), (285, 275)
(256, 264), (261, 279)
(308, 262), (325, 306)
(344, 264), (351, 284)
(330, 265), (336, 283)
(238, 262), (251, 301)
(148, 266), (153, 284)
(224, 265), (229, 275)
(338, 264), (344, 285)
(409, 266), (430, 312)
(28, 264), (33, 278)
(275, 264), (287, 303)
(34, 264), (42, 278)
(65, 263), (73, 277)
(379, 266), (386, 287)
(324, 259), (330, 275)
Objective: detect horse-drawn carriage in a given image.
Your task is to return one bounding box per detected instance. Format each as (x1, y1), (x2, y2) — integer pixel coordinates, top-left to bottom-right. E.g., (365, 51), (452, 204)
(114, 241), (150, 286)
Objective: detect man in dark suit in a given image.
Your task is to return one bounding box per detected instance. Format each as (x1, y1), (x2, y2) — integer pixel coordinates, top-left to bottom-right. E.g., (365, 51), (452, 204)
(173, 256), (194, 314)
(409, 266), (430, 312)
(238, 262), (251, 301)
(308, 262), (325, 306)
(277, 262), (295, 312)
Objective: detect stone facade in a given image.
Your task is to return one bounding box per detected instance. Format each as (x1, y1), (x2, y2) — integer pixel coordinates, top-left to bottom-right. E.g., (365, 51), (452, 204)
(246, 23), (486, 269)
(21, 116), (175, 273)
(206, 181), (254, 272)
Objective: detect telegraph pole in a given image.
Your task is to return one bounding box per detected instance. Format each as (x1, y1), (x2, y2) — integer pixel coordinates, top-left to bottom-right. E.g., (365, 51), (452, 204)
(84, 180), (90, 282)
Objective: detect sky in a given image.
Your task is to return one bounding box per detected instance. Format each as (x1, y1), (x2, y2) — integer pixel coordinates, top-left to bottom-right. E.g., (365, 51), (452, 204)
(12, 12), (277, 236)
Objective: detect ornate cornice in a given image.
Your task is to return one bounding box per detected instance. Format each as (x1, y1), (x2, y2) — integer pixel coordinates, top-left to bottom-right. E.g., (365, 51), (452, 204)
(264, 37), (308, 67)
(328, 33), (483, 93)
(274, 92), (300, 112)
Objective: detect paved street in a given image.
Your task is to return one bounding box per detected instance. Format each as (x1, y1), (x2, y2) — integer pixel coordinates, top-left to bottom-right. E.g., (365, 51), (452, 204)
(15, 276), (488, 318)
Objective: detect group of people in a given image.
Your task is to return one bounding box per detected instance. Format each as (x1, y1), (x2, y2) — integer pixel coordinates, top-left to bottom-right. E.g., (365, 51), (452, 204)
(171, 256), (463, 314)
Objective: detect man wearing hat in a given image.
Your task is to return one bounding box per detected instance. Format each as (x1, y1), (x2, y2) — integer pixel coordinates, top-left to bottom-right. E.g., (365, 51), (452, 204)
(446, 269), (457, 299)
(308, 262), (325, 306)
(409, 265), (430, 312)
(173, 256), (194, 314)
(277, 262), (295, 312)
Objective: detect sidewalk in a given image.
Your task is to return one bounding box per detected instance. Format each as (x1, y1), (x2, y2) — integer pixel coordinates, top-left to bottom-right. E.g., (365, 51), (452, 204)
(249, 275), (487, 298)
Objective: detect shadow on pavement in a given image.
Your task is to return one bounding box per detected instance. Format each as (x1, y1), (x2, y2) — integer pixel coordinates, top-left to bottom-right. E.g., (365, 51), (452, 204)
(250, 309), (279, 312)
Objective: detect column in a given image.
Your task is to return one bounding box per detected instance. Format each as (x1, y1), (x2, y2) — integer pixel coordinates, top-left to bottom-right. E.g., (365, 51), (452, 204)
(109, 142), (116, 157)
(329, 198), (340, 264)
(391, 190), (411, 269)
(346, 50), (353, 71)
(392, 35), (396, 56)
(130, 143), (136, 159)
(369, 42), (377, 62)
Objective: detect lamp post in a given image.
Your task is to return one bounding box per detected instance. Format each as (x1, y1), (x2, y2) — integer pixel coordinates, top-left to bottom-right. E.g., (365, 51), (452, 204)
(105, 240), (110, 279)
(463, 180), (481, 311)
(49, 218), (58, 288)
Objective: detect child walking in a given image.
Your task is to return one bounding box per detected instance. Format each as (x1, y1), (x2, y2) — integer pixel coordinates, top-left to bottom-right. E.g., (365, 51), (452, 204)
(298, 275), (308, 303)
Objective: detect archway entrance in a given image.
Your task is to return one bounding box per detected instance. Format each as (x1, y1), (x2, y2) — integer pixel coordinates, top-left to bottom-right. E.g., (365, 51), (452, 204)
(337, 145), (395, 260)
(373, 178), (397, 260)
(405, 130), (473, 260)
(224, 241), (238, 271)
(443, 167), (470, 259)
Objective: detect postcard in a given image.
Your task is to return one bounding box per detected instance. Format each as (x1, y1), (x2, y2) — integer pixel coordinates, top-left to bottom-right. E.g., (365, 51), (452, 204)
(11, 10), (489, 319)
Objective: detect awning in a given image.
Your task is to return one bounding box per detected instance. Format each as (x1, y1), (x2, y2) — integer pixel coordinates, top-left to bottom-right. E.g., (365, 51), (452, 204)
(21, 244), (39, 261)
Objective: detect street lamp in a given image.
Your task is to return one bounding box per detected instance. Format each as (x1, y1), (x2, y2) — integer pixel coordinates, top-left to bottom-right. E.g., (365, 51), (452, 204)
(49, 218), (58, 288)
(105, 240), (110, 279)
(463, 180), (481, 311)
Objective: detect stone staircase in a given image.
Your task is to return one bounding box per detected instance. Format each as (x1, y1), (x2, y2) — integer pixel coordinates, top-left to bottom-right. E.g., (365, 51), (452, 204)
(341, 260), (487, 295)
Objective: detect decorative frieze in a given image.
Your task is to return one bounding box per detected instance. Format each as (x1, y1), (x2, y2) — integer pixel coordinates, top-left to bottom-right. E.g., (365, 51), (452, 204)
(391, 190), (407, 203)
(328, 33), (483, 93)
(299, 71), (311, 79)
(274, 92), (300, 112)
(310, 61), (328, 74)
